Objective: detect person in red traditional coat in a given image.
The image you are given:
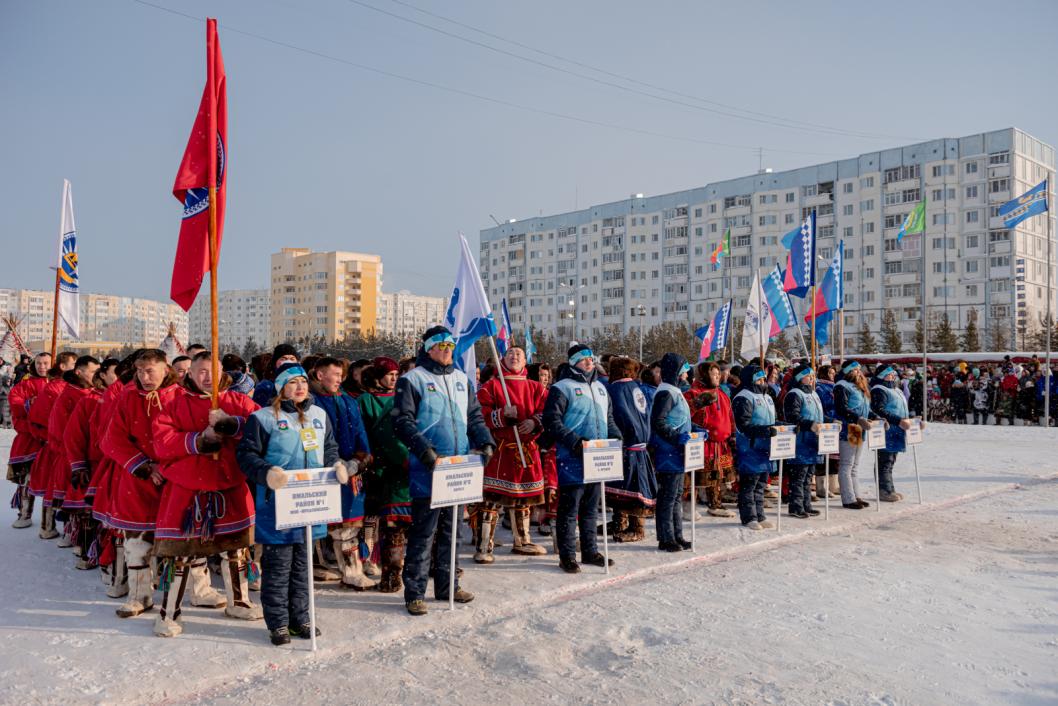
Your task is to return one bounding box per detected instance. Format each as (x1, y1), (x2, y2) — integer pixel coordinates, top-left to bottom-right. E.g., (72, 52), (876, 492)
(49, 356), (101, 563)
(527, 363), (558, 545)
(27, 351), (76, 540)
(8, 352), (51, 529)
(150, 351), (263, 637)
(101, 349), (182, 618)
(685, 362), (736, 518)
(473, 347), (548, 563)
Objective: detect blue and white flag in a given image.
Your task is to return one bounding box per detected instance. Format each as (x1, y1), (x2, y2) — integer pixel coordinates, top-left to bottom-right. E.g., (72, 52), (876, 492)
(57, 179), (79, 339)
(496, 298), (513, 355)
(524, 325), (536, 363)
(762, 265), (798, 336)
(782, 212), (816, 298)
(444, 234), (498, 375)
(1000, 179), (1049, 229)
(695, 299), (732, 361)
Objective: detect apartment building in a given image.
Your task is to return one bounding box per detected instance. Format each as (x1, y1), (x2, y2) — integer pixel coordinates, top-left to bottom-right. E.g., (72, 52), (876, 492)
(0, 288), (189, 352)
(479, 128), (1055, 351)
(189, 288), (270, 351)
(377, 290), (448, 338)
(269, 248), (382, 343)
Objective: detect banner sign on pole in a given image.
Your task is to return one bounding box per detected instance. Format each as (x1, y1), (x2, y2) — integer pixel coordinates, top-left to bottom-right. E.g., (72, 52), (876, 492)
(905, 417), (924, 445)
(817, 422), (841, 455)
(769, 425), (796, 460)
(582, 439), (624, 483)
(683, 432), (705, 472)
(866, 424), (886, 450)
(274, 468), (343, 530)
(430, 455), (485, 509)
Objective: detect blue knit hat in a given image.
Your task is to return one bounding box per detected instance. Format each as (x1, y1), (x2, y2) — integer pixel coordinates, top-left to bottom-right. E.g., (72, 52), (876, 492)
(275, 363), (308, 393)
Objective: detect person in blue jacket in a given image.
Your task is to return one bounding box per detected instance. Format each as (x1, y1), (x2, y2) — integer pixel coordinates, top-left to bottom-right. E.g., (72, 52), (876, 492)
(732, 365), (776, 530)
(604, 356), (656, 544)
(782, 363), (833, 518)
(252, 344), (300, 407)
(870, 365), (919, 502)
(813, 364), (839, 500)
(236, 363), (346, 646)
(392, 326), (494, 617)
(542, 344), (622, 574)
(833, 360), (879, 509)
(311, 356), (376, 590)
(650, 353), (703, 551)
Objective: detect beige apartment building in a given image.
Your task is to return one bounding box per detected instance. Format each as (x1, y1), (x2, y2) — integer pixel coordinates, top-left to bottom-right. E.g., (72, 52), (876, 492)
(269, 248), (382, 344)
(0, 288), (189, 354)
(377, 290), (448, 338)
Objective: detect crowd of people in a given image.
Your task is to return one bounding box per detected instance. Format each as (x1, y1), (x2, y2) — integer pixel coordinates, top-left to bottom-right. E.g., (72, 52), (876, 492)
(7, 327), (1041, 646)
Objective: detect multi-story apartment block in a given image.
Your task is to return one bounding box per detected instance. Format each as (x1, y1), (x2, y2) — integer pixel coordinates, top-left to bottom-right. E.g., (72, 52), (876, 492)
(269, 248), (382, 343)
(479, 128), (1055, 352)
(377, 290), (448, 339)
(0, 288), (189, 352)
(189, 288), (270, 351)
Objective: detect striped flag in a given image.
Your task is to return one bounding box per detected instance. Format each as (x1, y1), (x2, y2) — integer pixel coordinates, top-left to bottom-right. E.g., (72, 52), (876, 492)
(56, 180), (79, 339)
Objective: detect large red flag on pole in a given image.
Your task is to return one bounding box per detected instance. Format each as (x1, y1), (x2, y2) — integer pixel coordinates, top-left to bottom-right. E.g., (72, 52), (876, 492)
(171, 18), (226, 312)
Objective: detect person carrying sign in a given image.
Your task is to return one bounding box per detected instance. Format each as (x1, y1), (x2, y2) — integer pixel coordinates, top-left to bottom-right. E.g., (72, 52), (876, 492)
(732, 365), (776, 531)
(685, 362), (735, 518)
(542, 344), (622, 574)
(650, 353), (699, 552)
(782, 363), (835, 519)
(833, 361), (879, 509)
(604, 356), (655, 543)
(392, 326), (495, 617)
(236, 363), (346, 646)
(870, 365), (921, 502)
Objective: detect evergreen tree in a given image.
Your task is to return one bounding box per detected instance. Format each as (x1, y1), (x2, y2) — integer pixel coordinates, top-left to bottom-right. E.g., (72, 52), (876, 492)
(931, 313), (959, 352)
(960, 309), (981, 352)
(857, 320), (878, 354)
(990, 320), (1010, 351)
(881, 310), (902, 353)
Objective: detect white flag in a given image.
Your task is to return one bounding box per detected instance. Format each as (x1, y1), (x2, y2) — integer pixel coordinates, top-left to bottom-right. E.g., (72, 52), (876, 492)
(56, 180), (79, 340)
(443, 234), (497, 375)
(739, 272), (771, 362)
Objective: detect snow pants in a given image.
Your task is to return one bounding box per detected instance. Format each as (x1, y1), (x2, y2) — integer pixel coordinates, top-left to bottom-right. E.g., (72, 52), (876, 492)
(737, 472), (767, 525)
(655, 472), (684, 544)
(556, 482), (600, 561)
(787, 464), (815, 514)
(876, 451), (898, 495)
(403, 497), (461, 603)
(260, 542), (310, 632)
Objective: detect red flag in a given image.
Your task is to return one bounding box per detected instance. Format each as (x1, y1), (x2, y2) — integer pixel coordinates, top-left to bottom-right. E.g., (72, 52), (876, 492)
(171, 18), (226, 312)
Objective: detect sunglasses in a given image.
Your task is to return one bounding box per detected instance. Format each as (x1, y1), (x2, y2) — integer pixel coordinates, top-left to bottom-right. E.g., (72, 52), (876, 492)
(432, 342), (456, 351)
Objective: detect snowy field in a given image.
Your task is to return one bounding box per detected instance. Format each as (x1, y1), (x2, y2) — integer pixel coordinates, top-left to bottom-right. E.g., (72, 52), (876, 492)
(1, 425), (1056, 705)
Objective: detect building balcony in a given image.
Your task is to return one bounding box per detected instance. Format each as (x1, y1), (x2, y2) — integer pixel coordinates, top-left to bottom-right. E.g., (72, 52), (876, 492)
(883, 177), (919, 192)
(804, 193), (833, 208)
(723, 205), (751, 217)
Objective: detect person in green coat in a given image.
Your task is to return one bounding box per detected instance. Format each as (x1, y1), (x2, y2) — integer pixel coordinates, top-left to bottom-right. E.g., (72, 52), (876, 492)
(357, 357), (411, 593)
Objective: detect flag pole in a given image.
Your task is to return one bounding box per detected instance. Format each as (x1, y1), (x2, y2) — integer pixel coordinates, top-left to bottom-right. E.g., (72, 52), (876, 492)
(810, 284), (817, 367)
(756, 268), (765, 364)
(921, 197), (928, 422)
(486, 335), (528, 468)
(1045, 179), (1053, 426)
(49, 181), (67, 359)
(206, 19), (220, 410)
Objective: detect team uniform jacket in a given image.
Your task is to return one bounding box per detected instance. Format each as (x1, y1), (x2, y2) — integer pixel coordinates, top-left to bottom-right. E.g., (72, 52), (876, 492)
(100, 381), (182, 532)
(7, 375), (47, 468)
(47, 379), (96, 505)
(151, 386), (259, 555)
(236, 396), (338, 545)
(605, 378), (656, 509)
(27, 379), (67, 501)
(871, 380), (909, 453)
(89, 381), (131, 525)
(57, 385), (102, 509)
(541, 365), (621, 487)
(833, 379), (876, 442)
(477, 366), (546, 505)
(783, 385), (830, 466)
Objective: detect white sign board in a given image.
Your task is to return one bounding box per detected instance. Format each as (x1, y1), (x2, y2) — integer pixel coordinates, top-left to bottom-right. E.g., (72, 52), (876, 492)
(274, 468), (343, 530)
(582, 439), (624, 483)
(866, 424), (887, 450)
(817, 423), (841, 455)
(769, 425), (796, 460)
(430, 455), (485, 509)
(905, 418), (924, 445)
(683, 432), (705, 472)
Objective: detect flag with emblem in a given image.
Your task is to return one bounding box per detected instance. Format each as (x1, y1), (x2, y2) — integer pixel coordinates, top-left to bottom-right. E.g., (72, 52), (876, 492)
(897, 197), (926, 242)
(444, 234), (498, 375)
(170, 18), (227, 312)
(762, 265), (798, 338)
(710, 228), (731, 270)
(782, 212), (816, 298)
(1000, 179), (1049, 229)
(695, 299), (732, 361)
(56, 179), (79, 339)
(805, 240), (844, 345)
(740, 273), (772, 361)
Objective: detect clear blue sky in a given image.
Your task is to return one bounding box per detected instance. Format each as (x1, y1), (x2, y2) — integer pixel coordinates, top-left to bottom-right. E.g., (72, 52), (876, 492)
(2, 0), (1055, 302)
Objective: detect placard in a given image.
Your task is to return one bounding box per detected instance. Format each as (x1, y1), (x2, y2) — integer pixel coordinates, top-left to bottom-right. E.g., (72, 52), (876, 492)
(905, 417), (924, 445)
(817, 423), (841, 455)
(582, 439), (624, 483)
(769, 425), (796, 460)
(274, 468), (343, 530)
(683, 432), (705, 472)
(866, 424), (886, 450)
(430, 455), (485, 509)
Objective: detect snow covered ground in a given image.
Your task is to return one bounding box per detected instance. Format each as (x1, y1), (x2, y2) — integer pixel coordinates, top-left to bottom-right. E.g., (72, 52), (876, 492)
(1, 425), (1056, 705)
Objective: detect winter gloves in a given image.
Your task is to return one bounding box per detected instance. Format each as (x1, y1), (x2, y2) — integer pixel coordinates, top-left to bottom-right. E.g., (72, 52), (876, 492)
(333, 461), (350, 485)
(419, 448), (439, 471)
(266, 466), (287, 490)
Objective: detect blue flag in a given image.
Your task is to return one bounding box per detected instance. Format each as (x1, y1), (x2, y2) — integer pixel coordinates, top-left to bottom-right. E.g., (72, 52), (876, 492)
(444, 234), (498, 375)
(496, 298), (513, 355)
(763, 265), (798, 336)
(524, 325), (536, 363)
(1000, 179), (1049, 229)
(782, 212), (816, 298)
(695, 299), (732, 361)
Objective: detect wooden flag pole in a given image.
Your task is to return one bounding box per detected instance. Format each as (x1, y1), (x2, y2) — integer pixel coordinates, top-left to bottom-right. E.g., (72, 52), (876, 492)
(49, 266), (61, 359)
(206, 20), (220, 410)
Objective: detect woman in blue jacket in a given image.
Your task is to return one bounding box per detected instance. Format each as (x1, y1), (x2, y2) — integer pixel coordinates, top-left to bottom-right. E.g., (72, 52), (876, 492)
(833, 361), (878, 509)
(650, 353), (700, 551)
(732, 365), (777, 531)
(236, 363), (345, 646)
(782, 363), (833, 518)
(870, 365), (919, 502)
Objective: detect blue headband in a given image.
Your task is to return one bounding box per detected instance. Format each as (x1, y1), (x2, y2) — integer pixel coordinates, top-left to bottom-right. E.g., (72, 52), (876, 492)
(275, 365), (308, 393)
(842, 361), (861, 375)
(877, 366), (896, 379)
(569, 348), (594, 366)
(795, 366), (814, 382)
(752, 370), (766, 383)
(424, 332), (456, 351)
(679, 363), (691, 376)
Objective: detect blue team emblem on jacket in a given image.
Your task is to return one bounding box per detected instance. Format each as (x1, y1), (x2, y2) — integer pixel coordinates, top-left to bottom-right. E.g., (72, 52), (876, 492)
(313, 418), (324, 429)
(456, 381), (465, 392)
(426, 382), (437, 393)
(277, 419), (289, 430)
